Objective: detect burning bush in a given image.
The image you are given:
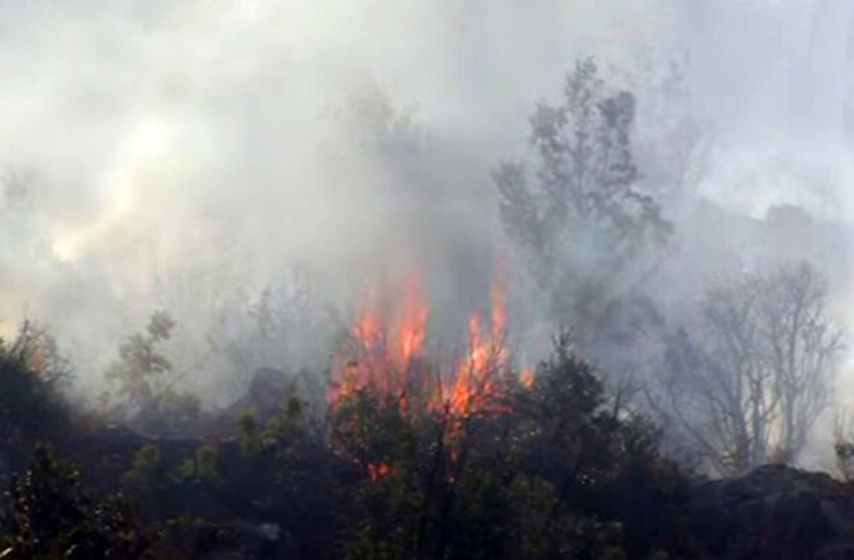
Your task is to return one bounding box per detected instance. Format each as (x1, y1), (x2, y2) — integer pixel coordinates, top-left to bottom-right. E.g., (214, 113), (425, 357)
(0, 273), (686, 560)
(322, 273), (678, 559)
(327, 271), (521, 469)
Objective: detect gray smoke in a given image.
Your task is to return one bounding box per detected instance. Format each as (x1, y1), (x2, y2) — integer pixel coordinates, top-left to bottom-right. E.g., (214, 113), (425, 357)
(1, 0), (853, 437)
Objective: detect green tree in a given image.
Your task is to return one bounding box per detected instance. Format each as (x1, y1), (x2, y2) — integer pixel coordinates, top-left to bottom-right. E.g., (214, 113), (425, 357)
(103, 312), (201, 435)
(0, 444), (158, 559)
(225, 394), (337, 558)
(495, 58), (671, 348)
(327, 334), (669, 560)
(122, 444), (162, 491)
(173, 444), (221, 485)
(0, 325), (69, 471)
(104, 311), (175, 413)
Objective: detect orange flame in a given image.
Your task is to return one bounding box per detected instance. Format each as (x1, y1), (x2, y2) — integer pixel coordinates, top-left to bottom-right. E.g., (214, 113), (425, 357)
(29, 344), (44, 376)
(328, 272), (428, 408)
(367, 462), (394, 481)
(438, 270), (507, 418)
(519, 366), (535, 389)
(329, 265), (515, 474)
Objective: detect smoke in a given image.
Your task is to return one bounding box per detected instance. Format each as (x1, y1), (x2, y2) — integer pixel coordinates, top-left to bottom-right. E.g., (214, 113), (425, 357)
(1, 0), (854, 430)
(0, 1), (646, 379)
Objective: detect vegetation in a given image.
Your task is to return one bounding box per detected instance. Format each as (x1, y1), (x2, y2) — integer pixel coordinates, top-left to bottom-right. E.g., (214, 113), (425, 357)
(495, 57), (671, 348)
(102, 312), (203, 436)
(0, 317), (697, 559)
(0, 324), (70, 474)
(0, 444), (159, 559)
(654, 262), (843, 475)
(0, 56), (849, 560)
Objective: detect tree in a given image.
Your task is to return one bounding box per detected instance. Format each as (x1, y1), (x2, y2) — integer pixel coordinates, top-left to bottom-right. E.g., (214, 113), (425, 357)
(104, 312), (202, 435)
(613, 48), (712, 209)
(833, 414), (854, 483)
(0, 444), (159, 559)
(656, 262), (843, 474)
(0, 324), (70, 472)
(5, 322), (72, 390)
(207, 273), (335, 397)
(329, 330), (683, 560)
(104, 311), (175, 412)
(760, 263), (842, 460)
(495, 57), (671, 352)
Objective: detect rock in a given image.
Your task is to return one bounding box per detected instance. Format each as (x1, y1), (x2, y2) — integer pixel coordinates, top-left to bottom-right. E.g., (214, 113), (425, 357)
(687, 464), (854, 559)
(165, 520), (298, 559)
(227, 367), (292, 422)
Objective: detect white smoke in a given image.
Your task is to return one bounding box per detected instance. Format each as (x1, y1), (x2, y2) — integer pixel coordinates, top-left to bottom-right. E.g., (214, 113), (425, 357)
(1, 0), (854, 426)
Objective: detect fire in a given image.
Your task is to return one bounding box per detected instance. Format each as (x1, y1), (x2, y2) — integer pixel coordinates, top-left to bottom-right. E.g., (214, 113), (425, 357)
(328, 273), (428, 409)
(329, 270), (508, 413)
(519, 366), (535, 389)
(329, 266), (516, 476)
(28, 343), (44, 376)
(367, 462), (394, 481)
(443, 311), (505, 417)
(394, 275), (429, 371)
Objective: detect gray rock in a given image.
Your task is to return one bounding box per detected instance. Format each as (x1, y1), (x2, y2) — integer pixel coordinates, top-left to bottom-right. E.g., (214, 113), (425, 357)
(229, 367), (291, 420)
(688, 464), (854, 559)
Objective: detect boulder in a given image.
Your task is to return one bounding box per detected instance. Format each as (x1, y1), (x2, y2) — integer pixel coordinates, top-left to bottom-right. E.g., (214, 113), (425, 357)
(688, 464), (854, 559)
(157, 520), (298, 559)
(224, 367), (293, 427)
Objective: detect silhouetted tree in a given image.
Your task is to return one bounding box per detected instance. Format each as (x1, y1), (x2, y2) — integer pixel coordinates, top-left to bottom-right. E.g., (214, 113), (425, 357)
(0, 324), (69, 473)
(495, 57), (671, 352)
(656, 262), (842, 474)
(104, 311), (176, 412)
(103, 312), (202, 436)
(207, 273), (334, 396)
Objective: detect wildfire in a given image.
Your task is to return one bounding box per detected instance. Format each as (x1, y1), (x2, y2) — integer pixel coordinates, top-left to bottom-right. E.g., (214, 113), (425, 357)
(519, 366), (535, 389)
(328, 266), (520, 476)
(441, 277), (507, 419)
(367, 461), (394, 481)
(328, 273), (428, 409)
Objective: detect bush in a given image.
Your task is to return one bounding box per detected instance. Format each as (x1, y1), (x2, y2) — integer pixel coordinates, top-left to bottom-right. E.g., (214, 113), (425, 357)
(0, 326), (69, 473)
(0, 444), (160, 559)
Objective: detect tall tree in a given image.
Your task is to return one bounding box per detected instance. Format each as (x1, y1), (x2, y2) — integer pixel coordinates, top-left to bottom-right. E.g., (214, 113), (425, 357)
(656, 262), (842, 474)
(495, 57), (671, 349)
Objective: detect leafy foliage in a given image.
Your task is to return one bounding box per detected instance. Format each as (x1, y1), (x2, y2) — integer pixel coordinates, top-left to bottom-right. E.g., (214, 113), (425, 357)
(0, 329), (720, 559)
(326, 332), (680, 560)
(103, 312), (202, 435)
(104, 311), (176, 411)
(656, 262), (843, 474)
(495, 58), (671, 334)
(0, 325), (69, 472)
(0, 444), (159, 559)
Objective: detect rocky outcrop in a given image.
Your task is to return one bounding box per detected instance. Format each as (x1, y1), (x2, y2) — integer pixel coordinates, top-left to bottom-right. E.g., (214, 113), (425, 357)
(687, 464), (854, 559)
(226, 367), (292, 421)
(153, 521), (298, 559)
